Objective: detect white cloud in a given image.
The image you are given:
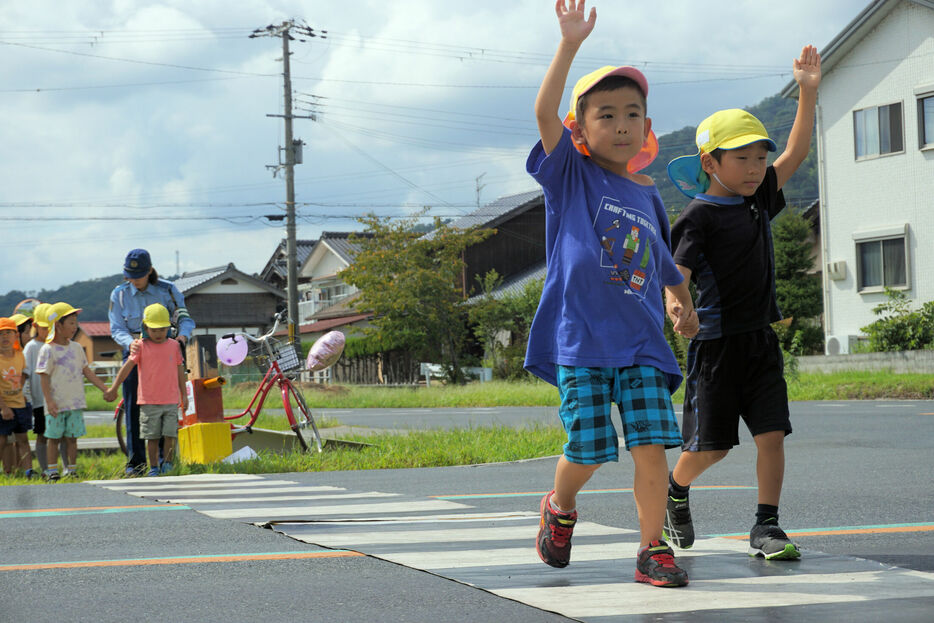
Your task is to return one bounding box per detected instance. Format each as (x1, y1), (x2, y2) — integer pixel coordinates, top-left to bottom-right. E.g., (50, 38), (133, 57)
(0, 0), (859, 296)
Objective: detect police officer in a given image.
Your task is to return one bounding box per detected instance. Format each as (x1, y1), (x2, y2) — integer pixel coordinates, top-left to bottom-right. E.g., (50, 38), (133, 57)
(109, 249), (195, 475)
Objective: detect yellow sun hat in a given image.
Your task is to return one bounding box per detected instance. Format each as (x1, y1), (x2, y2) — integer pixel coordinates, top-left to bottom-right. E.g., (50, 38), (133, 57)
(45, 302), (82, 343)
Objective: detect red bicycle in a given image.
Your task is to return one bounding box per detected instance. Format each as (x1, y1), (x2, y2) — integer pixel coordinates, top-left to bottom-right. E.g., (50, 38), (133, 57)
(220, 311), (323, 453)
(114, 311), (324, 454)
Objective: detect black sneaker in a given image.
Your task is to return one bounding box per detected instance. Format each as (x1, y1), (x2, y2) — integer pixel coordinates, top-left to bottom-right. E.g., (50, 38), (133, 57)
(663, 493), (695, 549)
(43, 471), (60, 482)
(635, 539), (689, 587)
(536, 491), (577, 568)
(749, 521), (801, 560)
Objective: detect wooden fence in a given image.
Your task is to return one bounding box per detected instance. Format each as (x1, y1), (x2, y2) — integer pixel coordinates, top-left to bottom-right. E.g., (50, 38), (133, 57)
(330, 349), (420, 385)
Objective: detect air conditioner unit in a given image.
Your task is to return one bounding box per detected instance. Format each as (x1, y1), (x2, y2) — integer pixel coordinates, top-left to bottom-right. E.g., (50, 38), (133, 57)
(826, 260), (846, 281)
(826, 335), (860, 355)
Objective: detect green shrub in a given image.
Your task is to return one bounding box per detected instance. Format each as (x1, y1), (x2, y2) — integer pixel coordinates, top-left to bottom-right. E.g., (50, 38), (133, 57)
(861, 288), (934, 352)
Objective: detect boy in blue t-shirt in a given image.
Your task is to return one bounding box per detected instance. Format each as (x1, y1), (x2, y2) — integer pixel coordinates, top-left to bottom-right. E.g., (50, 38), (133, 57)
(527, 1), (697, 588)
(663, 46), (821, 561)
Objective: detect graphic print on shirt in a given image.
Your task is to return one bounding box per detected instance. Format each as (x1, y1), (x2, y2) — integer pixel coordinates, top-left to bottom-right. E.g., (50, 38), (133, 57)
(1, 365), (20, 390)
(593, 195), (658, 299)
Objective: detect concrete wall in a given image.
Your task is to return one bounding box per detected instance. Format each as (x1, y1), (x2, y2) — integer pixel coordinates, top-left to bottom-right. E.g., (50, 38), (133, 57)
(797, 349), (934, 373)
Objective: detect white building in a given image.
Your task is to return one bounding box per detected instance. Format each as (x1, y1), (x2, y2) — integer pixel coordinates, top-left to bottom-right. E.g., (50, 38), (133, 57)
(782, 0), (934, 354)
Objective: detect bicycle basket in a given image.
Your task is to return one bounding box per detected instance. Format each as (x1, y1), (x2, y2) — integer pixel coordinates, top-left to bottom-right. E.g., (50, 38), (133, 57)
(248, 340), (272, 375)
(272, 341), (303, 373)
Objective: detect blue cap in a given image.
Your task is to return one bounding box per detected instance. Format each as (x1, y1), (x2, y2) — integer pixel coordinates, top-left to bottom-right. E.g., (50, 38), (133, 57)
(123, 249), (152, 279)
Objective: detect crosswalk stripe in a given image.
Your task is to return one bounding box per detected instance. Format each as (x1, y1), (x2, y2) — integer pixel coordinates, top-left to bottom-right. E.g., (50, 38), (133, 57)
(201, 499), (469, 519)
(278, 519), (630, 547)
(147, 492), (401, 504)
(87, 473), (934, 621)
(84, 473), (264, 486)
(91, 480), (335, 491)
(492, 569), (934, 617)
(111, 486), (357, 498)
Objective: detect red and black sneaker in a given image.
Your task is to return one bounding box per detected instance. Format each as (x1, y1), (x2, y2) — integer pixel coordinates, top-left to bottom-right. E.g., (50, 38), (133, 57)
(635, 539), (689, 587)
(536, 490), (577, 568)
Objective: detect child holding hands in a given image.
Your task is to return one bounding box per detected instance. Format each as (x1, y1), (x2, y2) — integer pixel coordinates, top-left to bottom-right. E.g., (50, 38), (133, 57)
(105, 304), (187, 477)
(36, 303), (110, 480)
(526, 0), (697, 587)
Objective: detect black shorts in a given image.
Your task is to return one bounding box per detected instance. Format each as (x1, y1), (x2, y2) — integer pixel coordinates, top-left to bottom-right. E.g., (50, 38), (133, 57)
(32, 406), (45, 436)
(681, 327), (790, 451)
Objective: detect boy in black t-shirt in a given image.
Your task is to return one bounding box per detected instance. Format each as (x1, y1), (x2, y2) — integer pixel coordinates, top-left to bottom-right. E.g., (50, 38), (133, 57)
(663, 45), (821, 560)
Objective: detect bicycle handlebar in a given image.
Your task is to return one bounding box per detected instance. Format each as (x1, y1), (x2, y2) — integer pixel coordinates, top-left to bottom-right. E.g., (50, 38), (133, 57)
(222, 311), (289, 346)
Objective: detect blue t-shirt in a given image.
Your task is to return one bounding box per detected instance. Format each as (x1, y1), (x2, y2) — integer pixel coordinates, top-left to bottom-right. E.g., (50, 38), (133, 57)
(524, 129), (685, 392)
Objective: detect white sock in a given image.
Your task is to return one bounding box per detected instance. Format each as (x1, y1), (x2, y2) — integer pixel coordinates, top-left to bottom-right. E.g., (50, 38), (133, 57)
(550, 496), (575, 515)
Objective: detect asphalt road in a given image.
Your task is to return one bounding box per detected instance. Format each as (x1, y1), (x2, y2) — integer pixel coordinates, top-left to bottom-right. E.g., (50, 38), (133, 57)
(3, 400), (933, 622)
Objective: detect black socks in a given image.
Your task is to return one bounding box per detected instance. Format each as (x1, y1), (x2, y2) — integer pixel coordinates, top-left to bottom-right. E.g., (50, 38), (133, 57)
(668, 472), (690, 498)
(756, 504), (779, 525)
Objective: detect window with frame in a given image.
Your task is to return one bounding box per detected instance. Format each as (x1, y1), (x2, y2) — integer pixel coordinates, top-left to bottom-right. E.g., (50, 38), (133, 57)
(853, 102), (903, 158)
(919, 94), (934, 148)
(854, 227), (909, 291)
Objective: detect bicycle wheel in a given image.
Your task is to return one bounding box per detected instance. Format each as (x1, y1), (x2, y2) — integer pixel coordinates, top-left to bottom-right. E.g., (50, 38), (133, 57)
(282, 380), (322, 452)
(114, 400), (128, 456)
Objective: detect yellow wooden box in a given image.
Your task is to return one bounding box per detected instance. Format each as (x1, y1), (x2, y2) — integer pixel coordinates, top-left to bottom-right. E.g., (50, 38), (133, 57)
(178, 422), (232, 464)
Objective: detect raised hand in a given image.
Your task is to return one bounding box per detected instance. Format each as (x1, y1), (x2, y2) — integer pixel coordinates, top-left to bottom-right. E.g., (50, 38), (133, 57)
(555, 0), (596, 45)
(793, 45), (821, 91)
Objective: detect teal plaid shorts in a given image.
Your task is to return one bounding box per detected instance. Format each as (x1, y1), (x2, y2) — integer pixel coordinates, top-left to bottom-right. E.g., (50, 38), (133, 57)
(556, 365), (682, 464)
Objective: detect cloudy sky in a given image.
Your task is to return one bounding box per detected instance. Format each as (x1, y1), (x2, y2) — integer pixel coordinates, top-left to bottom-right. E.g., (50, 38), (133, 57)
(1, 0), (861, 294)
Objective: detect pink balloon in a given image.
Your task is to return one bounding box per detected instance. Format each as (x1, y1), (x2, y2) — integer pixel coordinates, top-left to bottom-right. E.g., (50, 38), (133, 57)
(307, 331), (345, 371)
(216, 334), (249, 366)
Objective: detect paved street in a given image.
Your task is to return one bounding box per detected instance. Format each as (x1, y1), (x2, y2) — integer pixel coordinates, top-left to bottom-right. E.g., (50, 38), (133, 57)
(2, 401), (933, 621)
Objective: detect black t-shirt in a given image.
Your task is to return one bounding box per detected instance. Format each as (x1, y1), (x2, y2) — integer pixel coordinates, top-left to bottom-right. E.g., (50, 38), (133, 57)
(671, 166), (785, 339)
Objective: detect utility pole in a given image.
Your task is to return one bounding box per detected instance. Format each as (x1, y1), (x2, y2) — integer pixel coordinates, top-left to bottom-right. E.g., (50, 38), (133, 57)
(475, 172), (487, 208)
(281, 28), (298, 342)
(251, 21), (322, 341)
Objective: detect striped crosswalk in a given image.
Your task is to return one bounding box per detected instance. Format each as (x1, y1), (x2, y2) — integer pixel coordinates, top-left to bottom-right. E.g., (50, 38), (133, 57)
(86, 473), (934, 620)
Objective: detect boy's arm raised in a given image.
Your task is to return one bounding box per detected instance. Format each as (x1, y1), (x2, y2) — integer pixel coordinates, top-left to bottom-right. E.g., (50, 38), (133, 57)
(536, 0), (596, 154)
(774, 45), (821, 190)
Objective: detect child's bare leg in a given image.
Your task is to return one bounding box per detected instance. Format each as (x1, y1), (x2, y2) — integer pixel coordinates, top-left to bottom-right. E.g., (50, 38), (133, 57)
(147, 439), (159, 468)
(671, 448), (729, 487)
(553, 455), (600, 511)
(753, 431), (785, 506)
(0, 437), (10, 474)
(162, 437), (175, 463)
(35, 435), (48, 471)
(15, 433), (31, 471)
(47, 439), (60, 471)
(65, 438), (78, 468)
(631, 445), (668, 545)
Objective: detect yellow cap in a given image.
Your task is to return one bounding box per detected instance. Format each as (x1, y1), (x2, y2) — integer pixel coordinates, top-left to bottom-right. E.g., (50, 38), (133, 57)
(695, 108), (776, 153)
(667, 108), (777, 199)
(32, 303), (52, 328)
(143, 303), (172, 329)
(45, 302), (82, 343)
(10, 314), (32, 328)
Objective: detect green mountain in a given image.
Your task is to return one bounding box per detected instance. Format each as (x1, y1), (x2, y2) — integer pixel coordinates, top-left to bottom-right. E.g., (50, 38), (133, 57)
(2, 273), (127, 322)
(3, 94), (819, 316)
(644, 93), (820, 215)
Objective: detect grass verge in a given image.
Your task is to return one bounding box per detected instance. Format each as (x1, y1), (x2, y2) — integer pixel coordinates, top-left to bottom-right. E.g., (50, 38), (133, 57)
(84, 371), (932, 410)
(0, 425), (566, 485)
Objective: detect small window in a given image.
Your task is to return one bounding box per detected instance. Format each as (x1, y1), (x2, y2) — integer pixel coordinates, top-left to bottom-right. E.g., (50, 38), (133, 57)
(918, 94), (934, 148)
(854, 102), (903, 158)
(856, 236), (907, 291)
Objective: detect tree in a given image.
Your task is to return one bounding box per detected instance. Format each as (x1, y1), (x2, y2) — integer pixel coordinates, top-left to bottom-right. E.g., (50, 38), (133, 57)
(772, 209), (822, 350)
(467, 271), (544, 380)
(340, 213), (494, 383)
